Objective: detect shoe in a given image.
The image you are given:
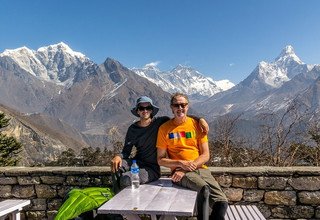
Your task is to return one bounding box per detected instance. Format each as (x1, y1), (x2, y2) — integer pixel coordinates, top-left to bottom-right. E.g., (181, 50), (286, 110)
(209, 202), (228, 220)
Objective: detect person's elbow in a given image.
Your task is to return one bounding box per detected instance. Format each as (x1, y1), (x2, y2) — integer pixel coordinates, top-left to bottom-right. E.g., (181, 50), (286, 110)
(204, 154), (210, 163)
(157, 156), (165, 166)
(157, 149), (165, 165)
(201, 152), (210, 163)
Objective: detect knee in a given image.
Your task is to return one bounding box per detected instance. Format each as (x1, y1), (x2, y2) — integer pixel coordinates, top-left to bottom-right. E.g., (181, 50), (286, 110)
(199, 185), (210, 199)
(119, 175), (131, 189)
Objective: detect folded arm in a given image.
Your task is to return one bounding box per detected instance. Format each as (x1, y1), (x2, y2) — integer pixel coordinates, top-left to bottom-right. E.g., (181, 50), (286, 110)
(157, 140), (210, 169)
(193, 141), (210, 168)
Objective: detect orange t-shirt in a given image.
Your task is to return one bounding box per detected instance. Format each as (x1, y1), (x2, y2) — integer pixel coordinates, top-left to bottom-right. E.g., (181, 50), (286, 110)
(156, 116), (208, 165)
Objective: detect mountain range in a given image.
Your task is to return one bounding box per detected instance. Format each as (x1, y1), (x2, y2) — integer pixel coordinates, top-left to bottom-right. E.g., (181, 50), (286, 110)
(1, 42), (320, 165)
(132, 63), (234, 101)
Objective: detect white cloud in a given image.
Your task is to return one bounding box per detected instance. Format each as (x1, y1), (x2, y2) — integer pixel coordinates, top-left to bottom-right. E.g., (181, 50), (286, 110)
(145, 61), (160, 68)
(229, 63), (235, 67)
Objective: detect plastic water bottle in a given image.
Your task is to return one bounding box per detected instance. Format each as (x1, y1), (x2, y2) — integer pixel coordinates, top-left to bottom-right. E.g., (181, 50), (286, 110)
(131, 160), (140, 189)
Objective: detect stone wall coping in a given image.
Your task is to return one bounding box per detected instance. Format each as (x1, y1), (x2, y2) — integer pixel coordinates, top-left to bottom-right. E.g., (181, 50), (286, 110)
(1, 166), (320, 176)
(208, 166), (320, 176)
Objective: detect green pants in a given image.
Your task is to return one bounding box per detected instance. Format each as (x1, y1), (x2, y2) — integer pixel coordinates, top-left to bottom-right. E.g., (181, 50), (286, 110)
(177, 168), (228, 207)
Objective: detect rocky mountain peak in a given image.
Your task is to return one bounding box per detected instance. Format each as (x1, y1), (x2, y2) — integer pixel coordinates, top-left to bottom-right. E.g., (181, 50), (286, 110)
(104, 57), (125, 71)
(169, 65), (206, 83)
(275, 45), (303, 66)
(102, 58), (130, 83)
(171, 64), (194, 74)
(131, 62), (162, 80)
(0, 42), (93, 85)
(37, 42), (86, 61)
(242, 46), (307, 90)
(36, 42), (89, 70)
(0, 46), (49, 80)
(1, 46), (34, 57)
(278, 45), (295, 57)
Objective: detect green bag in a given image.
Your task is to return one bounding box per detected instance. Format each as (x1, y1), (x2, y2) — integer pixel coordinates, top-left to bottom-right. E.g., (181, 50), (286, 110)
(55, 187), (114, 220)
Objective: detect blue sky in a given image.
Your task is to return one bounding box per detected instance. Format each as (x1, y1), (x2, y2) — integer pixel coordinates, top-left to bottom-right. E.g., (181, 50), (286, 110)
(1, 0), (320, 84)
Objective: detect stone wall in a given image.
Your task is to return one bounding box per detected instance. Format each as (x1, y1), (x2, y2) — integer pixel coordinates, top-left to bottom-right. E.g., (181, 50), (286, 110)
(1, 166), (320, 219)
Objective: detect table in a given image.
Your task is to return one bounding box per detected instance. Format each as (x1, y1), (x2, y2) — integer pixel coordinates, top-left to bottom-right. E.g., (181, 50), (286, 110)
(98, 178), (197, 220)
(0, 199), (30, 220)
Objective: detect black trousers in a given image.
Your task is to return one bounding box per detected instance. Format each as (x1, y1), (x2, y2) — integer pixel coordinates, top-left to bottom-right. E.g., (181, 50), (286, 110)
(112, 159), (160, 193)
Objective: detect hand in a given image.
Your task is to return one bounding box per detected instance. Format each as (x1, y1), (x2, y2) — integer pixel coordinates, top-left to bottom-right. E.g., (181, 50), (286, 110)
(171, 170), (186, 182)
(111, 156), (122, 173)
(180, 160), (197, 171)
(199, 118), (209, 135)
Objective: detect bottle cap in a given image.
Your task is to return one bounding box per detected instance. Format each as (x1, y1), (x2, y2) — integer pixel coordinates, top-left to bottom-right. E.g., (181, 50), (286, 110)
(132, 160), (136, 163)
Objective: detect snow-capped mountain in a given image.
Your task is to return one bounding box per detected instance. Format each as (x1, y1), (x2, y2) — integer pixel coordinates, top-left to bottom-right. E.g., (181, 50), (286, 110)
(246, 64), (320, 114)
(241, 45), (310, 91)
(198, 45), (316, 118)
(132, 63), (175, 92)
(0, 42), (94, 86)
(132, 63), (234, 100)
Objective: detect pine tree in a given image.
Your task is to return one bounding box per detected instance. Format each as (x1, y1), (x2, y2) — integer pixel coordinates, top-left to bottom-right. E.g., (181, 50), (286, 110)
(0, 112), (22, 166)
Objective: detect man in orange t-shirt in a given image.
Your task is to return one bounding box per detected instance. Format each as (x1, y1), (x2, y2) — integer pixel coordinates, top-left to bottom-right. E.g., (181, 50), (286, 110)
(157, 93), (228, 220)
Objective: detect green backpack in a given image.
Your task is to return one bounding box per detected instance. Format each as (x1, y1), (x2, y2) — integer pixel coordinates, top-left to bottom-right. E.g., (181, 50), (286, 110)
(55, 187), (114, 220)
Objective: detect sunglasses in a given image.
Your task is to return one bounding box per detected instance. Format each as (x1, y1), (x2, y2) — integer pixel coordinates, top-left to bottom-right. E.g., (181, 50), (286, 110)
(137, 106), (153, 111)
(171, 103), (188, 108)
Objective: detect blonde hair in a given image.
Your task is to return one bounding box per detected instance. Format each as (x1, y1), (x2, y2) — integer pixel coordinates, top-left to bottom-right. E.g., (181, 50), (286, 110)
(170, 92), (189, 105)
